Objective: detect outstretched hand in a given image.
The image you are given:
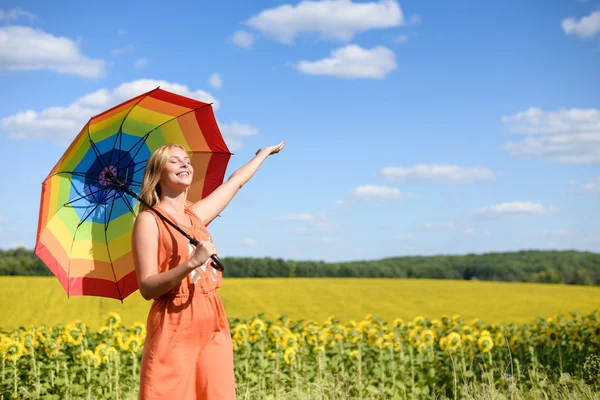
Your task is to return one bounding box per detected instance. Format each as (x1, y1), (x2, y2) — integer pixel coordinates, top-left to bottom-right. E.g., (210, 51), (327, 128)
(256, 141), (285, 156)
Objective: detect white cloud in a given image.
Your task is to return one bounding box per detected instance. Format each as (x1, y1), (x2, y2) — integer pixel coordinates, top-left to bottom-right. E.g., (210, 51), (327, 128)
(424, 222), (456, 231)
(134, 58), (148, 69)
(232, 30), (255, 48)
(241, 238), (257, 245)
(352, 185), (417, 200)
(208, 73), (223, 89)
(395, 34), (408, 43)
(218, 121), (258, 151)
(245, 0), (404, 44)
(395, 234), (413, 241)
(562, 10), (600, 39)
(408, 15), (421, 26)
(0, 26), (106, 78)
(333, 200), (346, 206)
(297, 44), (396, 79)
(1, 79), (222, 146)
(0, 8), (37, 22)
(500, 107), (600, 163)
(274, 212), (338, 233)
(274, 213), (315, 222)
(111, 44), (134, 55)
(381, 164), (497, 183)
(320, 236), (337, 242)
(472, 201), (558, 219)
(578, 176), (600, 194)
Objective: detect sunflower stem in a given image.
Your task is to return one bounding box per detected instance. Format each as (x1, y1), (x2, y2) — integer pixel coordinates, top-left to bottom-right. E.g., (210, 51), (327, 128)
(12, 359), (18, 398)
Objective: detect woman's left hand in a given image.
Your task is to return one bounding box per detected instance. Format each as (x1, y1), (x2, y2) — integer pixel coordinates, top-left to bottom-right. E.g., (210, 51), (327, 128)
(257, 141), (284, 156)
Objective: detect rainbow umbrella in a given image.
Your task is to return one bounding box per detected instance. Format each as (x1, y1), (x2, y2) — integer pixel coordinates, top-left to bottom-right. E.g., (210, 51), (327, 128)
(34, 88), (231, 300)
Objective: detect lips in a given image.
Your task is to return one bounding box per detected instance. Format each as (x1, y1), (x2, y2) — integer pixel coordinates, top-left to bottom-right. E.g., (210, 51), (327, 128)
(176, 171), (190, 177)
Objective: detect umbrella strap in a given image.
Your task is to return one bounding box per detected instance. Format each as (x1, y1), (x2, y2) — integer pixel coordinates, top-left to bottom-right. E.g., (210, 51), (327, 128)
(116, 183), (224, 271)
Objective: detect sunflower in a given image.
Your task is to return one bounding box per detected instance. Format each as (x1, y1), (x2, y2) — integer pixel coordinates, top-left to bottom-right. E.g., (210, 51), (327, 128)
(493, 332), (505, 347)
(439, 337), (447, 352)
(357, 320), (373, 334)
(268, 325), (285, 341)
(331, 324), (347, 341)
(461, 325), (473, 336)
(349, 349), (360, 361)
(132, 322), (146, 339)
(283, 332), (298, 349)
(124, 336), (142, 353)
(44, 337), (62, 357)
(408, 328), (421, 347)
(347, 328), (362, 344)
(105, 312), (122, 328)
(546, 329), (560, 346)
(95, 343), (119, 363)
(461, 334), (475, 350)
(445, 332), (461, 352)
(90, 354), (102, 368)
(478, 335), (494, 353)
(62, 323), (84, 346)
(420, 329), (435, 346)
(313, 345), (325, 356)
(509, 335), (520, 351)
(74, 320), (87, 335)
(112, 332), (126, 350)
(393, 318), (405, 329)
(80, 349), (95, 364)
(429, 319), (442, 329)
(2, 338), (25, 362)
(478, 329), (491, 338)
(283, 347), (296, 364)
(19, 330), (37, 351)
(250, 319), (266, 333)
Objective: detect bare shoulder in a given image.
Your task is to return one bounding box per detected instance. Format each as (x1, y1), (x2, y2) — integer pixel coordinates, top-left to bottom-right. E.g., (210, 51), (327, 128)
(133, 211), (159, 237)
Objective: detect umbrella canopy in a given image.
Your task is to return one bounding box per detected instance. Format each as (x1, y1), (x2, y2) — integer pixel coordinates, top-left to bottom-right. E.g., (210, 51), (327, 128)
(34, 87), (232, 300)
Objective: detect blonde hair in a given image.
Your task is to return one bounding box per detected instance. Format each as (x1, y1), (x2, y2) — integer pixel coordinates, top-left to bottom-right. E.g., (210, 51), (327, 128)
(138, 143), (190, 213)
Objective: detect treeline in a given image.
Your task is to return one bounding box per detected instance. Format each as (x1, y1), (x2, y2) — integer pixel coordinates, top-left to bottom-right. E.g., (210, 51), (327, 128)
(1, 247), (599, 285)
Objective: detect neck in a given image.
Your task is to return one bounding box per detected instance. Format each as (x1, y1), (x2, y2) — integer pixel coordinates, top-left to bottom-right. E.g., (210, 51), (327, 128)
(158, 188), (188, 215)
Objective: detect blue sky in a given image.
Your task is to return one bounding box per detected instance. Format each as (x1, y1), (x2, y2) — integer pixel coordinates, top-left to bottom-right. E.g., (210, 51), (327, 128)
(0, 0), (599, 262)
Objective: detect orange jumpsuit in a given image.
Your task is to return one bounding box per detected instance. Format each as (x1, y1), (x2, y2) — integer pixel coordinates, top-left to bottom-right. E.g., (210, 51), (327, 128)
(138, 206), (236, 399)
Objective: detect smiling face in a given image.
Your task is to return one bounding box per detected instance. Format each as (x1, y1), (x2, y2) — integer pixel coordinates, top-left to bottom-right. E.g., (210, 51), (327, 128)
(159, 146), (194, 190)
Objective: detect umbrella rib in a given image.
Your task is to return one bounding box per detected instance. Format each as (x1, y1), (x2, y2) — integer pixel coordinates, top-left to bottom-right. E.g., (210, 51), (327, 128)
(57, 171), (101, 180)
(112, 132), (150, 176)
(115, 188), (137, 215)
(142, 103), (214, 140)
(107, 130), (121, 168)
(88, 135), (112, 175)
(117, 87), (159, 134)
(111, 86), (156, 171)
(64, 185), (108, 207)
(116, 130), (123, 184)
(77, 188), (113, 228)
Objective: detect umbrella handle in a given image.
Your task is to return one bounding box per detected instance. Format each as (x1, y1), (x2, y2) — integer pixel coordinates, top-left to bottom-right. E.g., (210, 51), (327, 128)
(189, 237), (225, 272)
(210, 255), (225, 272)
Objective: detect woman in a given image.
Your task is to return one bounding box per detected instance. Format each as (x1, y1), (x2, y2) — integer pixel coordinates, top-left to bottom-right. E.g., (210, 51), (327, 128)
(132, 141), (284, 399)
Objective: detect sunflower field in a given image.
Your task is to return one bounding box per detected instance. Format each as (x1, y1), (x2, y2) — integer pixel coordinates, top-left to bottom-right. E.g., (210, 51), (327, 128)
(0, 310), (599, 399)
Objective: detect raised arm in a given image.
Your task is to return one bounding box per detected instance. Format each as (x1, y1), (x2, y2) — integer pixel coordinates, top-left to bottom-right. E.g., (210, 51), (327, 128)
(190, 141), (284, 225)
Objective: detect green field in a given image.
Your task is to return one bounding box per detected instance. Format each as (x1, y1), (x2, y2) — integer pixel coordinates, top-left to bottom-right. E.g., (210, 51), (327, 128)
(1, 276), (599, 330)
